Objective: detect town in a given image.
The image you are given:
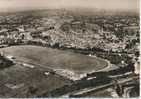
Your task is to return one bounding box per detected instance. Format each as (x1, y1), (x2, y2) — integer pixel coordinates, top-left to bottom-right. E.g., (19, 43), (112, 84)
(0, 9), (140, 98)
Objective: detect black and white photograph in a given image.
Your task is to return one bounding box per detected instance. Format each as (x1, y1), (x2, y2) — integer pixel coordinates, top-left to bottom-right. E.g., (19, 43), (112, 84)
(0, 0), (140, 98)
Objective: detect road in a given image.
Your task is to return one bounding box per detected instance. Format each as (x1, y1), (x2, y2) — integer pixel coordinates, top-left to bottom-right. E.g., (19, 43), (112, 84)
(68, 75), (139, 97)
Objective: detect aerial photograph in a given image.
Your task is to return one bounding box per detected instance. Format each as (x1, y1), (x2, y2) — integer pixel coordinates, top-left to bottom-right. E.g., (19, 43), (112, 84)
(0, 0), (140, 98)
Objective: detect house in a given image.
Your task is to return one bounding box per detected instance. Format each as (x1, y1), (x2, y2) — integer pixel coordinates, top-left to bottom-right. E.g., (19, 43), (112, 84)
(134, 61), (140, 75)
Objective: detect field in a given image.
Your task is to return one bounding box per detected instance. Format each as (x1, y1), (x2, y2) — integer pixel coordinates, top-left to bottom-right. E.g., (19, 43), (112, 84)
(1, 45), (108, 75)
(0, 63), (71, 98)
(0, 45), (108, 97)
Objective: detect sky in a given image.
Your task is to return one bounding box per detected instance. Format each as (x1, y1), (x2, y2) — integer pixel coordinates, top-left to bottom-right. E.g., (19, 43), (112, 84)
(0, 0), (139, 12)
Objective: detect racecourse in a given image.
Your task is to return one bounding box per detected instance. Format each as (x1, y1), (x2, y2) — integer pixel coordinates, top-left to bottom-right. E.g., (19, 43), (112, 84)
(0, 45), (108, 75)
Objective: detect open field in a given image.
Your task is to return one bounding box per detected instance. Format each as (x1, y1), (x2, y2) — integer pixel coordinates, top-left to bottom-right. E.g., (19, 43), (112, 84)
(0, 63), (71, 98)
(1, 45), (108, 75)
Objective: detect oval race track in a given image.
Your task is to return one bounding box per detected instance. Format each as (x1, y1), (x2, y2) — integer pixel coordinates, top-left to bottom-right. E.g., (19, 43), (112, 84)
(0, 45), (108, 76)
